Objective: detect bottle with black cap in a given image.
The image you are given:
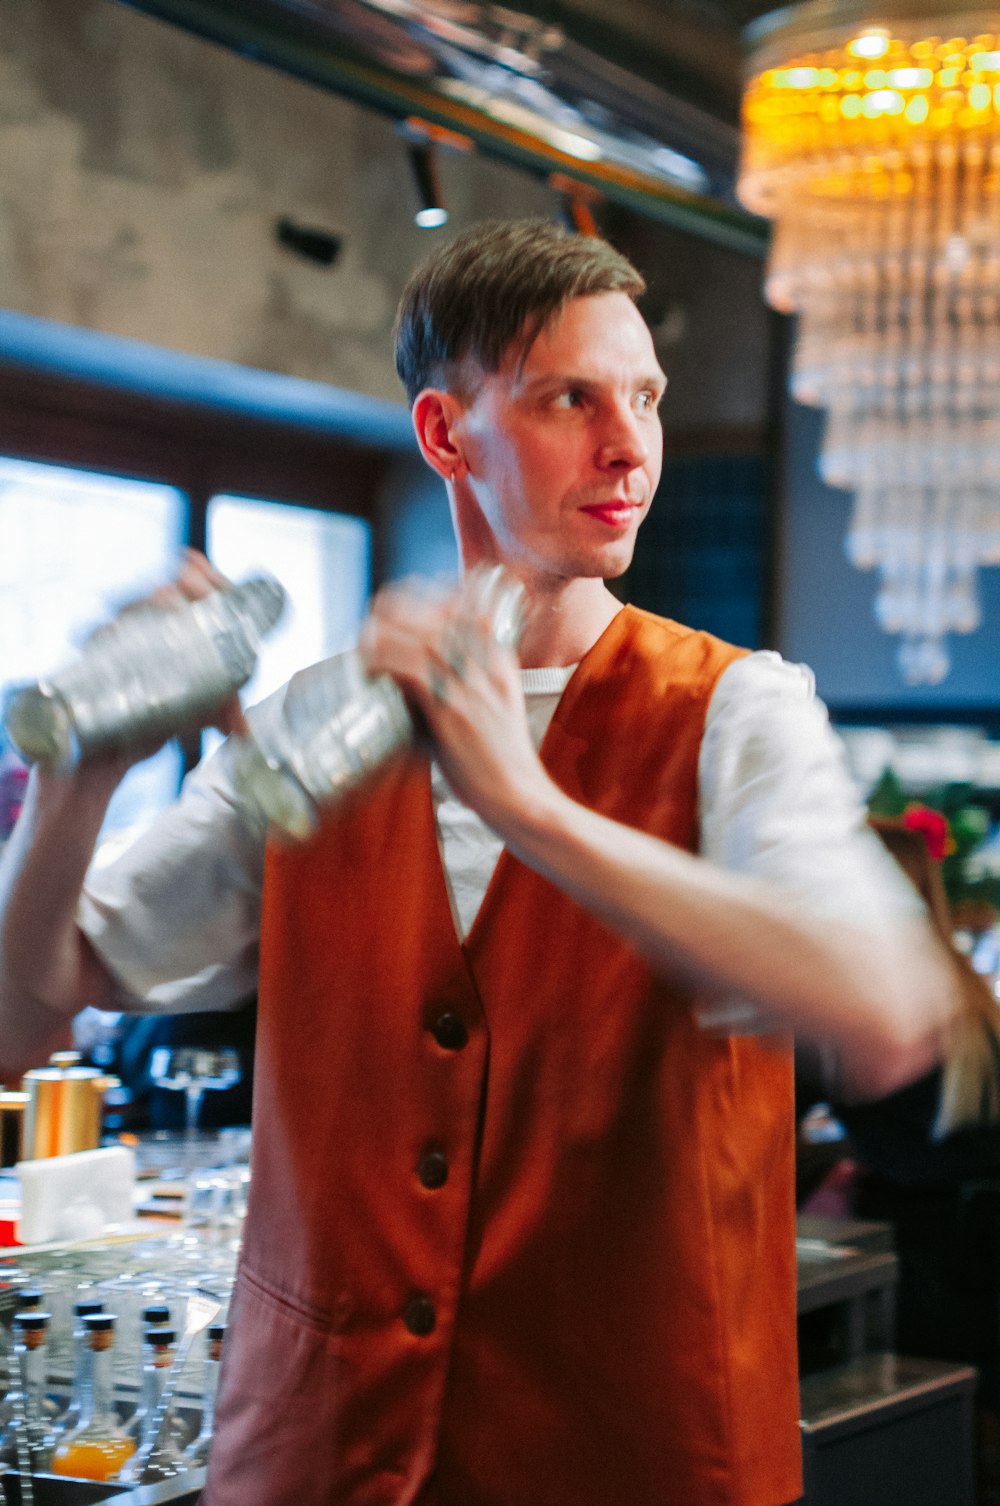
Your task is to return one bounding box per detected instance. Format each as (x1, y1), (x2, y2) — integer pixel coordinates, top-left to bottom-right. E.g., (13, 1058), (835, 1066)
(3, 1310), (56, 1469)
(57, 1295), (106, 1432)
(184, 1322), (226, 1466)
(117, 1325), (188, 1484)
(50, 1312), (135, 1481)
(126, 1307), (190, 1449)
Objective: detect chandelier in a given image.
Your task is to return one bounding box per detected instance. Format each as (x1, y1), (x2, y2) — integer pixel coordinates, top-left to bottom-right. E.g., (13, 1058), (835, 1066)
(738, 4), (1000, 683)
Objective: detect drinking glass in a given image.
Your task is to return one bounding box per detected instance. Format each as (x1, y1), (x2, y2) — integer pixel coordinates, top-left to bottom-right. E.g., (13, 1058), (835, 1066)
(148, 1049), (241, 1173)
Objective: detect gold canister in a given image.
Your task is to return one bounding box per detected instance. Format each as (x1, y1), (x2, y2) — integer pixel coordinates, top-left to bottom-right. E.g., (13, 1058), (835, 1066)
(0, 1090), (28, 1168)
(20, 1055), (120, 1160)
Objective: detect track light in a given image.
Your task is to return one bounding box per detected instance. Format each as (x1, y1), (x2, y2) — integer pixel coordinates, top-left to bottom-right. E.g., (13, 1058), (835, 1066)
(408, 144), (448, 229)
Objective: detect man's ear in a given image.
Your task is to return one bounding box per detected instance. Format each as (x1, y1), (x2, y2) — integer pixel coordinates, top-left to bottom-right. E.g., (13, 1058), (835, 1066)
(411, 388), (467, 481)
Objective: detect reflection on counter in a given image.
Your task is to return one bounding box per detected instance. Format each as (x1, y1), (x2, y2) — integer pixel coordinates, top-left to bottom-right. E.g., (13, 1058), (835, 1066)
(0, 1128), (247, 1499)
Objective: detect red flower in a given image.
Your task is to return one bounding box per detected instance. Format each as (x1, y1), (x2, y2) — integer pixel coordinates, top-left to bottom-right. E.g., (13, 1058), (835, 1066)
(902, 803), (951, 864)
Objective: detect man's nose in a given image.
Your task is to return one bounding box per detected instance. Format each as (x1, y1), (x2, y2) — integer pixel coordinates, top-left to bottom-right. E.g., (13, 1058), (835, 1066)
(596, 401), (649, 470)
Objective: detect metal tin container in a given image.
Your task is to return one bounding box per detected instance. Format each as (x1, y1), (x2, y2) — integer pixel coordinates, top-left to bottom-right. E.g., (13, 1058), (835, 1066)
(5, 578), (285, 773)
(21, 1055), (120, 1161)
(232, 565), (525, 839)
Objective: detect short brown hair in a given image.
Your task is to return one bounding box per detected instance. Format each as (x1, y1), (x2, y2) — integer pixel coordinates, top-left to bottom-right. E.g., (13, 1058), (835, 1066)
(393, 218), (646, 405)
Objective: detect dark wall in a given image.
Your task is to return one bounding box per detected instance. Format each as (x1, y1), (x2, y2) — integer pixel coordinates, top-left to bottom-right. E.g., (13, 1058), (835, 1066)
(778, 400), (1000, 716)
(610, 211), (775, 648)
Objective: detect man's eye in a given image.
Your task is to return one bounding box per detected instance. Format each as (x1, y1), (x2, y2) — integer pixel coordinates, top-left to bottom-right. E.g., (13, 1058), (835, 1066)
(636, 390), (659, 412)
(554, 390), (583, 409)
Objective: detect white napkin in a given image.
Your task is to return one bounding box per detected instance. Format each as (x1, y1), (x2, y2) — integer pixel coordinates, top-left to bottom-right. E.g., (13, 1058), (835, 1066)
(16, 1145), (136, 1244)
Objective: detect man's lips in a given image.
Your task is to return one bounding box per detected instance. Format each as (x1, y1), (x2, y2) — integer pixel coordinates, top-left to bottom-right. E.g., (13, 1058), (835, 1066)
(579, 501), (643, 527)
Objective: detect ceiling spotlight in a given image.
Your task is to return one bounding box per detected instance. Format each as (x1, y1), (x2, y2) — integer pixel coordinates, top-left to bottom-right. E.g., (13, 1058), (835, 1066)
(408, 144), (448, 229)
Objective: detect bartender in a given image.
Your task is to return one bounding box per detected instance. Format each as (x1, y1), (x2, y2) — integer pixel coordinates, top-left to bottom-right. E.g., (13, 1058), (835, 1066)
(0, 219), (977, 1506)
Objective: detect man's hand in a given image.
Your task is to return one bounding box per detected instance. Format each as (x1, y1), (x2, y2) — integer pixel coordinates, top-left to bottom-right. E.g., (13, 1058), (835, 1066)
(359, 580), (556, 837)
(130, 548), (250, 742)
(36, 549), (250, 799)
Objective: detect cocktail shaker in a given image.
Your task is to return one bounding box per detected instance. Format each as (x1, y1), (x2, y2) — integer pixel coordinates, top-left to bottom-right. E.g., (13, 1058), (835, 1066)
(4, 577), (285, 772)
(232, 565), (525, 839)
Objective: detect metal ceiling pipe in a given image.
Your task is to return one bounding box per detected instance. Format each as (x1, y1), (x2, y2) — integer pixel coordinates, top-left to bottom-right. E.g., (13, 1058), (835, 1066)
(114, 0), (769, 254)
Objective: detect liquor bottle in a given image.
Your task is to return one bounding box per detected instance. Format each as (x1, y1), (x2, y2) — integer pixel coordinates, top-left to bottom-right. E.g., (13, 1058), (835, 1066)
(5, 575), (285, 772)
(184, 1323), (226, 1466)
(232, 563), (524, 838)
(57, 1297), (106, 1432)
(4, 1310), (57, 1470)
(126, 1312), (190, 1449)
(116, 1326), (188, 1484)
(50, 1314), (135, 1482)
(0, 1271), (33, 1458)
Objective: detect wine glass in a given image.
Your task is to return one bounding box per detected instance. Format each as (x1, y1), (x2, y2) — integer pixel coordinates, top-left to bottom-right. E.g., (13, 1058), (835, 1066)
(148, 1048), (241, 1174)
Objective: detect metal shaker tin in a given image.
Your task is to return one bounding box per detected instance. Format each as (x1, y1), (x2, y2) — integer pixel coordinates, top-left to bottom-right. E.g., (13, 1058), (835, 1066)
(232, 565), (525, 840)
(4, 577), (286, 772)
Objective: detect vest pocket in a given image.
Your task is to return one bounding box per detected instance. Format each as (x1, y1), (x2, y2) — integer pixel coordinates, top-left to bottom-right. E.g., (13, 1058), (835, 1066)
(204, 1266), (345, 1506)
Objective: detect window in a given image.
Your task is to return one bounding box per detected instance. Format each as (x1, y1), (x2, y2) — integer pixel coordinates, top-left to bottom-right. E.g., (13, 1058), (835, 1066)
(207, 494), (371, 712)
(0, 360), (384, 850)
(0, 457), (187, 841)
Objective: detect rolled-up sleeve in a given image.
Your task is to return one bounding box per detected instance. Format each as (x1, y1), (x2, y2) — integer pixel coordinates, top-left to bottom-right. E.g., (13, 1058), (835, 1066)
(77, 729), (269, 1015)
(696, 650), (924, 1031)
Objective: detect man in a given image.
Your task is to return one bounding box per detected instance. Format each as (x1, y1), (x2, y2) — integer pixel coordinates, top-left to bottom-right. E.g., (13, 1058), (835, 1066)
(0, 220), (962, 1506)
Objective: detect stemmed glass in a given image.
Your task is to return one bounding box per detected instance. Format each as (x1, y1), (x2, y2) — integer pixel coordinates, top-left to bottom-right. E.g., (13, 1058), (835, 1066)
(148, 1048), (241, 1175)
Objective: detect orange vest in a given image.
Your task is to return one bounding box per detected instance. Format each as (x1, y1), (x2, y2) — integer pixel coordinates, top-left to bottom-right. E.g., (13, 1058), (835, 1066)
(204, 606), (801, 1506)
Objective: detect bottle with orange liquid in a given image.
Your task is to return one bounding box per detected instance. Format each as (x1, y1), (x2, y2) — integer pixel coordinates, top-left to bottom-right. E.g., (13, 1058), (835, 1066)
(51, 1313), (136, 1481)
(117, 1324), (188, 1485)
(57, 1296), (105, 1435)
(125, 1305), (190, 1452)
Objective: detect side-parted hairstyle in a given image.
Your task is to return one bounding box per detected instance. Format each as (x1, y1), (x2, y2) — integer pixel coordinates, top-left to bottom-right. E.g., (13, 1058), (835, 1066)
(393, 218), (646, 406)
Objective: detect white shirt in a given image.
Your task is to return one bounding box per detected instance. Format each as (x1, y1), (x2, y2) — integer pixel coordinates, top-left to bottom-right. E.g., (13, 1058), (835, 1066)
(77, 649), (922, 1016)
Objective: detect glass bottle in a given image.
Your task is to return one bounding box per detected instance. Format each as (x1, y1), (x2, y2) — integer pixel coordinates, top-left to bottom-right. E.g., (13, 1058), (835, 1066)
(4, 1310), (57, 1470)
(57, 1297), (106, 1433)
(184, 1323), (225, 1466)
(4, 575), (285, 772)
(50, 1313), (135, 1481)
(117, 1325), (188, 1484)
(0, 1269), (31, 1443)
(3, 1287), (54, 1425)
(126, 1311), (189, 1449)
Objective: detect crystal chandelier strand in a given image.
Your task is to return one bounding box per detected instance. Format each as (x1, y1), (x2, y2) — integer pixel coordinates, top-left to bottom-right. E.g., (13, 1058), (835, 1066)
(739, 11), (1000, 681)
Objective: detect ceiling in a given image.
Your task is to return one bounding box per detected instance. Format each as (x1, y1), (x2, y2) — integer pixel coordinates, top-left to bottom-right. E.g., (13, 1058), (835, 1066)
(117, 0), (789, 248)
(513, 0), (781, 112)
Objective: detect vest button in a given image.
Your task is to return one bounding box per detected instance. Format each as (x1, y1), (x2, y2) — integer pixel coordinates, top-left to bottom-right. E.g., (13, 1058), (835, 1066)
(404, 1295), (436, 1337)
(430, 1012), (468, 1051)
(418, 1151), (448, 1190)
